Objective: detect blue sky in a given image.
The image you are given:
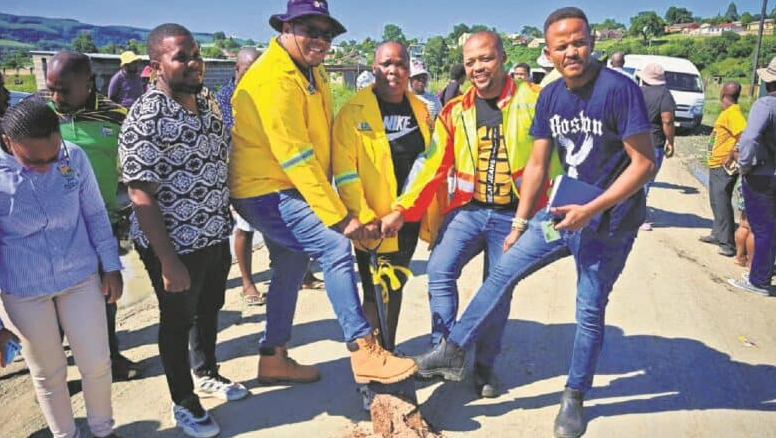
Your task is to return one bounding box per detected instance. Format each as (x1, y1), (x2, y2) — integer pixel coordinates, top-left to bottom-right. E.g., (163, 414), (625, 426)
(1, 0), (769, 41)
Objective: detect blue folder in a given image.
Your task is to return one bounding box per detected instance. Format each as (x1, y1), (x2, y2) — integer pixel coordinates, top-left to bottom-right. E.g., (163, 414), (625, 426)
(546, 175), (604, 228)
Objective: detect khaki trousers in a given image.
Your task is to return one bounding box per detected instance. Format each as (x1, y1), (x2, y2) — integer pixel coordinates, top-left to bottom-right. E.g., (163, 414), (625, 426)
(0, 273), (114, 438)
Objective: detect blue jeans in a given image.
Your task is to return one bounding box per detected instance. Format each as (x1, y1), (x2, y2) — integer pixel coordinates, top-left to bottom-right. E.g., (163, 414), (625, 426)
(742, 175), (776, 287)
(427, 204), (514, 368)
(232, 190), (371, 348)
(448, 210), (637, 392)
(644, 146), (665, 198)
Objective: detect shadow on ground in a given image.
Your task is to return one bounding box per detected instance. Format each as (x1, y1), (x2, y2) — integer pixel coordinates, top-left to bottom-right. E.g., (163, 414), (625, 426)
(650, 181), (700, 195)
(22, 317), (776, 437)
(648, 206), (712, 229)
(417, 320), (776, 433)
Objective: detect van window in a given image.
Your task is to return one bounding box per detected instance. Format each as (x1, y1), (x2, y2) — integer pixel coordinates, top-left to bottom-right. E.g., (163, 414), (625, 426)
(665, 72), (702, 93)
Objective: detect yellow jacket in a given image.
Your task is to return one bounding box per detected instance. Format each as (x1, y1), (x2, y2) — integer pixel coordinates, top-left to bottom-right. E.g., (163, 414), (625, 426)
(332, 86), (432, 253)
(229, 37), (347, 226)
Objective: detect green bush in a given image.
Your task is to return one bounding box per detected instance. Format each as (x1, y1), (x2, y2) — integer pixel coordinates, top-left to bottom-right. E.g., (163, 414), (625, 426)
(331, 82), (355, 116)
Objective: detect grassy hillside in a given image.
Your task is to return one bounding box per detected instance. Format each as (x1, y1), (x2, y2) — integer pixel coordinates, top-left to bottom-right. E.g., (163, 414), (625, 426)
(0, 13), (216, 50)
(0, 39), (34, 48)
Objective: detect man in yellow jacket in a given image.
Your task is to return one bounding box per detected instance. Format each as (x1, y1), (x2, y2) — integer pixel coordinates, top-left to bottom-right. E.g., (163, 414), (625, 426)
(229, 0), (416, 386)
(332, 41), (431, 352)
(381, 31), (563, 398)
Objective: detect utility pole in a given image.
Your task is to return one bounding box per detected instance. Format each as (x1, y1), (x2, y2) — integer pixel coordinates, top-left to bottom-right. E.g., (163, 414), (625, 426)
(751, 0), (769, 96)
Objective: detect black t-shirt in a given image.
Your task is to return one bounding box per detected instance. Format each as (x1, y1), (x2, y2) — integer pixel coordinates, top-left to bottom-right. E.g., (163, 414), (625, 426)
(376, 92), (425, 194)
(641, 84), (676, 149)
(473, 96), (517, 208)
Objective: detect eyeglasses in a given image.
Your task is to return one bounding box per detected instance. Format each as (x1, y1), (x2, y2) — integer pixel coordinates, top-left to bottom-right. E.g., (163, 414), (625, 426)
(292, 23), (336, 43)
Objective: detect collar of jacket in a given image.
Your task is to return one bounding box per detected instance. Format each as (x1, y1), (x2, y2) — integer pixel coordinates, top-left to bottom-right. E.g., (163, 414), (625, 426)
(460, 76), (517, 111)
(346, 84), (431, 143)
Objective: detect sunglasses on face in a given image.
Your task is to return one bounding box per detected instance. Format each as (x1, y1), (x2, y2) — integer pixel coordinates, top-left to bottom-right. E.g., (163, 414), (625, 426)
(292, 23), (336, 43)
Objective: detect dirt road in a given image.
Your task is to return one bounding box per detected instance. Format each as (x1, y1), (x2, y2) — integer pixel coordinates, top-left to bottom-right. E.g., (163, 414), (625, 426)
(1, 136), (775, 438)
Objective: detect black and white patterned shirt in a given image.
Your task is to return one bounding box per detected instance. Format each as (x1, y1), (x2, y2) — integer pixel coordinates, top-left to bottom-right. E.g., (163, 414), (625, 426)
(119, 88), (231, 254)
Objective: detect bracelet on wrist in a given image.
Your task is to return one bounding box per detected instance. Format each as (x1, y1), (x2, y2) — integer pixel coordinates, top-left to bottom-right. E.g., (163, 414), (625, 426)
(511, 217), (528, 231)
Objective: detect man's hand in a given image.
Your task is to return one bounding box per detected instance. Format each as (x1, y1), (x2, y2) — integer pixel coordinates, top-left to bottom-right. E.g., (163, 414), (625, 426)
(363, 221), (381, 240)
(101, 271), (124, 304)
(381, 211), (404, 238)
(502, 228), (524, 252)
(664, 142), (675, 158)
(161, 256), (191, 293)
(551, 204), (595, 231)
(0, 328), (19, 368)
(337, 216), (364, 239)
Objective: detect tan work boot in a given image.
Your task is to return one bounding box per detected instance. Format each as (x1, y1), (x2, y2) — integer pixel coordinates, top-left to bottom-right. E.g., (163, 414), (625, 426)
(257, 346), (320, 384)
(348, 333), (418, 384)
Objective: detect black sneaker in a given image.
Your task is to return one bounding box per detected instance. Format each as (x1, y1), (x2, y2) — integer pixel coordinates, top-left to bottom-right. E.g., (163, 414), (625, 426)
(718, 246), (736, 257)
(554, 388), (585, 438)
(413, 338), (465, 381)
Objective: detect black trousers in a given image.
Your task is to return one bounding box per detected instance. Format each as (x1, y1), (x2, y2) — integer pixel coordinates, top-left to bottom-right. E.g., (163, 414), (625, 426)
(708, 166), (739, 250)
(136, 241), (231, 404)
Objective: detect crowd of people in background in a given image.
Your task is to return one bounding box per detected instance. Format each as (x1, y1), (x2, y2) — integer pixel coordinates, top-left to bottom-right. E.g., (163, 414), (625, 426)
(0, 1), (774, 438)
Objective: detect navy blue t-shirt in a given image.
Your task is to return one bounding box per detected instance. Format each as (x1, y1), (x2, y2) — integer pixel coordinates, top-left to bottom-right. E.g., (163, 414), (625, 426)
(530, 62), (652, 232)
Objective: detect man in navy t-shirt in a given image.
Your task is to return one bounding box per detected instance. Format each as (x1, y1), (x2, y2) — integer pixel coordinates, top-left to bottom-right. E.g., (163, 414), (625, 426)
(412, 8), (655, 438)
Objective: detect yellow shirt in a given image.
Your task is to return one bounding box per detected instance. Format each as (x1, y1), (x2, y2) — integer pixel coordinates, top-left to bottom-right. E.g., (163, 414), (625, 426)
(229, 38), (347, 226)
(473, 123), (515, 206)
(708, 104), (747, 168)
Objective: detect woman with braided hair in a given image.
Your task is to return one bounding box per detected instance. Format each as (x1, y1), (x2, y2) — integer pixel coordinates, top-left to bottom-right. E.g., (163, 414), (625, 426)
(0, 98), (124, 438)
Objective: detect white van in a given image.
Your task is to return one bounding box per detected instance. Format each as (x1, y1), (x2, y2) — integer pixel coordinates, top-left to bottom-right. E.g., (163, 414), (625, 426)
(623, 54), (705, 131)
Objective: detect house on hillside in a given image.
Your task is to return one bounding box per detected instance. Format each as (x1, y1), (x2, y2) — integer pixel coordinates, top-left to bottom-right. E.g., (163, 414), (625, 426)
(746, 18), (775, 35)
(665, 22), (699, 34)
(409, 43), (425, 63)
(527, 37), (545, 48)
(690, 22), (745, 36)
(594, 29), (624, 41)
(505, 34), (528, 45)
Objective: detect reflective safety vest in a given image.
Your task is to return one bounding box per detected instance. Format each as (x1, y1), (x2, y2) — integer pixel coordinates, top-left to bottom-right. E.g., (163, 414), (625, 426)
(396, 77), (564, 245)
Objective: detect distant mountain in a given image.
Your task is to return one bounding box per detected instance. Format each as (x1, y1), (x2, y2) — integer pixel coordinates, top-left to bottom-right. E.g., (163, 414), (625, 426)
(0, 12), (215, 51)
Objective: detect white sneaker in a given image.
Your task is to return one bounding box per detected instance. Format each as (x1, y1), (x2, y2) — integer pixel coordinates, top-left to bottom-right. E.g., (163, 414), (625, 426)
(639, 222), (652, 231)
(172, 402), (220, 438)
(727, 277), (772, 297)
(195, 371), (249, 401)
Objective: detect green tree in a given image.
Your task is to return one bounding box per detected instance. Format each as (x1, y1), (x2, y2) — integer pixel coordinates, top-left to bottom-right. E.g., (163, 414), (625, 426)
(213, 31), (226, 41)
(629, 11), (666, 43)
(594, 18), (626, 30)
(201, 46), (224, 59)
(725, 2), (739, 22)
(246, 38), (256, 46)
(664, 7), (694, 24)
(520, 25), (542, 38)
(424, 36), (449, 77)
(741, 12), (754, 27)
(447, 24), (471, 43)
(99, 43), (122, 54)
(382, 24), (407, 45)
(125, 39), (140, 53)
(446, 45), (463, 69)
(72, 32), (97, 53)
